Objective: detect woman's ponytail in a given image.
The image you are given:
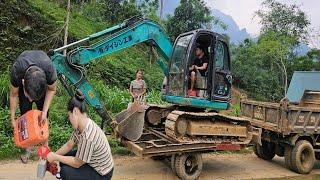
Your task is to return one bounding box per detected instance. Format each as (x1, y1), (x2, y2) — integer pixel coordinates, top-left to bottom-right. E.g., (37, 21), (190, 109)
(67, 90), (87, 113)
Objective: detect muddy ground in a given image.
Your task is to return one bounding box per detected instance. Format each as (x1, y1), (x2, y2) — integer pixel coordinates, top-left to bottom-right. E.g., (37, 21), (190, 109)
(0, 153), (320, 180)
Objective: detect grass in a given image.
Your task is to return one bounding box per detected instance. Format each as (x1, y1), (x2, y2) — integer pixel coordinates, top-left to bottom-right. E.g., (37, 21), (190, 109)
(108, 137), (131, 155)
(0, 72), (9, 108)
(27, 0), (108, 38)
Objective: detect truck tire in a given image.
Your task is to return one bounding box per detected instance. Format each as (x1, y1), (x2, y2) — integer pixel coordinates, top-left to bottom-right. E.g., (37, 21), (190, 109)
(175, 153), (203, 180)
(284, 145), (294, 170)
(291, 140), (315, 174)
(253, 140), (275, 160)
(275, 144), (285, 157)
(171, 154), (177, 175)
(315, 152), (320, 160)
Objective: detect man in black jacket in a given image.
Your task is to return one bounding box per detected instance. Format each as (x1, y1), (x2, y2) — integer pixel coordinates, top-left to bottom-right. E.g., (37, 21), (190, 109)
(9, 50), (57, 163)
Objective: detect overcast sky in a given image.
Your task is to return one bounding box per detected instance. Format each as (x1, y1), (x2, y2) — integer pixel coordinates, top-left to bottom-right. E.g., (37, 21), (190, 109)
(203, 0), (320, 48)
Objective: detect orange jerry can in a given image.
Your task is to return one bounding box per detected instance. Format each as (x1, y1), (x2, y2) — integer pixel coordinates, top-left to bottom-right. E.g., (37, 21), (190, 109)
(13, 110), (49, 148)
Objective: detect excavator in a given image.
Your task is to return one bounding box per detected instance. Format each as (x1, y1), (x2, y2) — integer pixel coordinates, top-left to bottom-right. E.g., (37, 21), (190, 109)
(49, 16), (258, 179)
(49, 16), (252, 148)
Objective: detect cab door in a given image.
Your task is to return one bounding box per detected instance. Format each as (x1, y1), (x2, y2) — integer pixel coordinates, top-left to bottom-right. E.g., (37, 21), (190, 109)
(167, 33), (195, 97)
(211, 38), (232, 102)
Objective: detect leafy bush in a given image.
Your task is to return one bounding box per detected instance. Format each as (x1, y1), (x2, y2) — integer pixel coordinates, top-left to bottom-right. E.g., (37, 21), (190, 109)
(0, 72), (9, 108)
(0, 108), (21, 159)
(146, 89), (167, 105)
(108, 137), (131, 155)
(231, 104), (241, 117)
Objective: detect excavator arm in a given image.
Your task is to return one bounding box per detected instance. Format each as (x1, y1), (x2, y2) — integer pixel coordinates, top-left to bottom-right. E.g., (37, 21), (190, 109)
(49, 17), (172, 127)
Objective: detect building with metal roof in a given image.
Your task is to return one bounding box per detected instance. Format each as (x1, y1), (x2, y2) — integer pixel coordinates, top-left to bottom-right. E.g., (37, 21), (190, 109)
(286, 71), (320, 103)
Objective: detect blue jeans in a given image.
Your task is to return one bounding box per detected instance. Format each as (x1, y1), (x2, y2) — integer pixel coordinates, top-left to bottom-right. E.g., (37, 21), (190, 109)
(59, 150), (113, 180)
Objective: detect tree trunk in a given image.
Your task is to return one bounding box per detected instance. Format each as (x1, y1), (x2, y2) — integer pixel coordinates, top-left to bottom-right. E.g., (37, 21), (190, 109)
(160, 0), (164, 19)
(279, 57), (288, 96)
(63, 0), (71, 56)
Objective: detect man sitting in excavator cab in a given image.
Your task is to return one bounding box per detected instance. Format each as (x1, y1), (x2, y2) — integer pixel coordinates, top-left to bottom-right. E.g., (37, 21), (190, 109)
(188, 45), (208, 96)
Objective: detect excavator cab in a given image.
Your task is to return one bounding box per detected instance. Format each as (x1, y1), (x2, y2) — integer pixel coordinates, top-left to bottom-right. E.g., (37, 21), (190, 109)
(163, 30), (232, 110)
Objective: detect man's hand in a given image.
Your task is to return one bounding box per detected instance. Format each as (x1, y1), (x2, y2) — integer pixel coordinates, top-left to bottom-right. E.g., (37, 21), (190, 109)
(11, 120), (15, 128)
(10, 84), (19, 129)
(40, 111), (47, 124)
(194, 66), (199, 70)
(46, 152), (57, 163)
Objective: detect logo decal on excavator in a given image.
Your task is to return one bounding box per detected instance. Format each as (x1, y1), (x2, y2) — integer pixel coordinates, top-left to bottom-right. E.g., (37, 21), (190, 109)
(88, 90), (94, 99)
(98, 35), (133, 54)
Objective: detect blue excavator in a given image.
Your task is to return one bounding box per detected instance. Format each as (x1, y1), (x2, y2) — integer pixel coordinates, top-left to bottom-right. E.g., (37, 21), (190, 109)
(49, 16), (250, 143)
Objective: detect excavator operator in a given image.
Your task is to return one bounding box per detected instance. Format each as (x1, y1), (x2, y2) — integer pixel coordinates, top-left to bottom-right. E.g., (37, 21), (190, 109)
(188, 45), (208, 96)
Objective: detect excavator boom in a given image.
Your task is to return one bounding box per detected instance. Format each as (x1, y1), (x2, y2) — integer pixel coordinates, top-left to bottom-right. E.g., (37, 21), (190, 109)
(50, 17), (172, 126)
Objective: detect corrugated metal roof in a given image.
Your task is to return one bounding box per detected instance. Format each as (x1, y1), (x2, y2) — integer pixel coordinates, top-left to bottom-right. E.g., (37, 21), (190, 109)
(286, 71), (320, 103)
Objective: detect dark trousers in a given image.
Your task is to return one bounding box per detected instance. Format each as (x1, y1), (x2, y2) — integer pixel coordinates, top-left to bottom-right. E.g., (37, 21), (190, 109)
(18, 86), (47, 115)
(60, 150), (113, 180)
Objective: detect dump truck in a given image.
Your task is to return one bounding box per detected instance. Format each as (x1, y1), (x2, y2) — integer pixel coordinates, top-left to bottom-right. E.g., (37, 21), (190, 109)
(240, 71), (320, 174)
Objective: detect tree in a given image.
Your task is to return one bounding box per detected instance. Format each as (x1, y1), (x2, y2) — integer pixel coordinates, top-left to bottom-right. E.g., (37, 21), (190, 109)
(63, 0), (71, 56)
(232, 31), (296, 101)
(256, 0), (310, 44)
(166, 0), (224, 40)
(138, 0), (159, 16)
(138, 0), (163, 24)
(257, 31), (295, 95)
(102, 0), (139, 24)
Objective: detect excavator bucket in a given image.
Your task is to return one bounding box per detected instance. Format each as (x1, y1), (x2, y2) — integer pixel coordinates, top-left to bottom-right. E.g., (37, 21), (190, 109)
(114, 101), (146, 141)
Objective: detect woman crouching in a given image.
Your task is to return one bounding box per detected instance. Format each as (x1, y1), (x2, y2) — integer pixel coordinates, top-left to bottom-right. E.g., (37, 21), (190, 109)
(46, 91), (114, 179)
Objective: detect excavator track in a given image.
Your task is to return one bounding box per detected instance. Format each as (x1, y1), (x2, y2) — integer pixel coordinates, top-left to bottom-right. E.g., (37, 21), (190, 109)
(165, 110), (253, 144)
(145, 104), (177, 126)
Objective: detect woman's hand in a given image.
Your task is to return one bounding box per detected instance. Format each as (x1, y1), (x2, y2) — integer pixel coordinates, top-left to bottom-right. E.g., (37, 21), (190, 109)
(46, 152), (57, 163)
(189, 65), (195, 71)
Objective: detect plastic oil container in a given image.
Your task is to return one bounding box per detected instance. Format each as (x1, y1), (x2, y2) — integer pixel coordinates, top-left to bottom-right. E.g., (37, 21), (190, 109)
(13, 110), (49, 148)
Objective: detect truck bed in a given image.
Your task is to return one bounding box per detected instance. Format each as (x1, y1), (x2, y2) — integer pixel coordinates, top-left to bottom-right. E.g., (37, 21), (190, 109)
(241, 97), (320, 135)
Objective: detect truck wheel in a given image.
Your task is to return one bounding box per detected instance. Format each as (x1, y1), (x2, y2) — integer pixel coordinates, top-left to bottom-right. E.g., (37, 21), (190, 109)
(253, 144), (262, 158)
(315, 152), (320, 160)
(275, 144), (285, 157)
(171, 154), (177, 175)
(291, 140), (315, 174)
(253, 140), (275, 160)
(284, 145), (294, 170)
(175, 153), (203, 180)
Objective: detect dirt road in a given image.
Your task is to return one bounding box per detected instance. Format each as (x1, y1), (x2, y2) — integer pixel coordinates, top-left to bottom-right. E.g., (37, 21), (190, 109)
(1, 153), (320, 180)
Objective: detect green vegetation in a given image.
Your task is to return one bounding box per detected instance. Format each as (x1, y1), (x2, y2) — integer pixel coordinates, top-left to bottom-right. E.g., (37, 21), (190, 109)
(0, 108), (22, 159)
(232, 0), (319, 102)
(166, 0), (225, 40)
(256, 0), (310, 44)
(27, 0), (108, 37)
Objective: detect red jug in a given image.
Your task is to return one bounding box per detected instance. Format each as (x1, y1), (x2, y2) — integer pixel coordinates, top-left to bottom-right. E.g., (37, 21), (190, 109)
(13, 110), (49, 148)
